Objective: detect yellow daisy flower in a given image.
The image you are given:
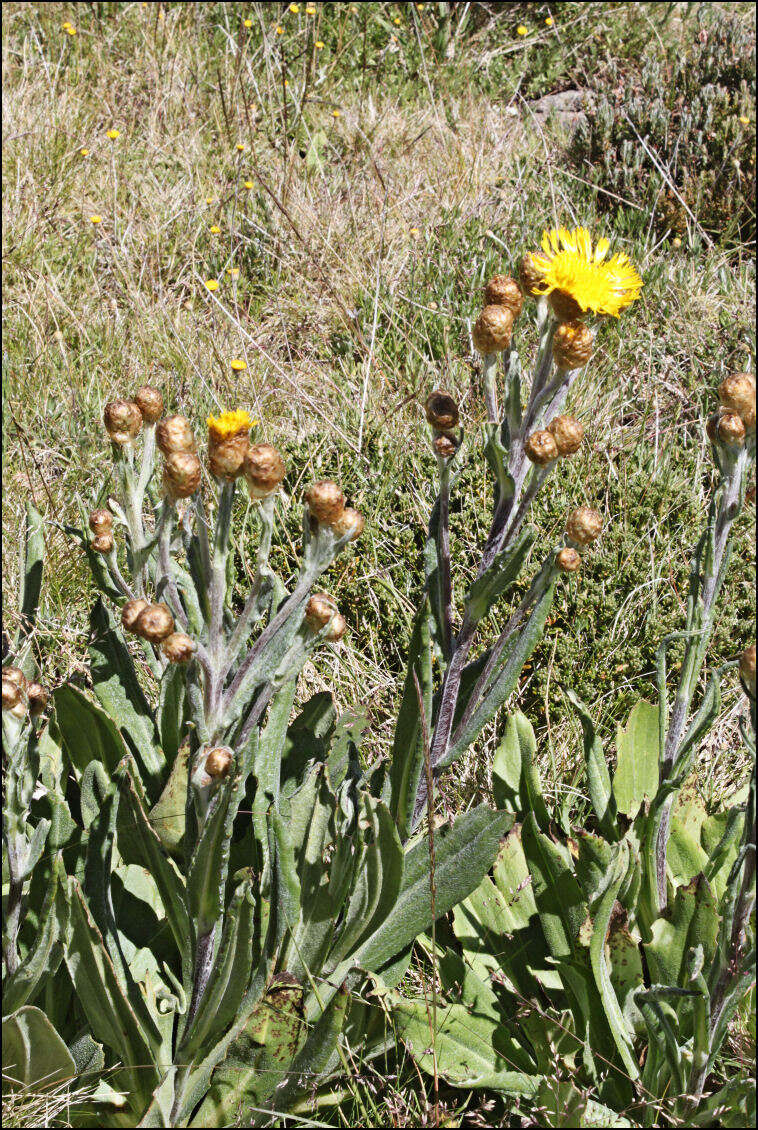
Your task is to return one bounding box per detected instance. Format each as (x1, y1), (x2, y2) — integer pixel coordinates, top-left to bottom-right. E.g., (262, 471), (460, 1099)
(210, 225), (221, 234)
(207, 409), (254, 439)
(90, 215), (103, 224)
(289, 3), (300, 11)
(244, 180), (254, 189)
(545, 16), (554, 26)
(409, 227), (420, 237)
(80, 147), (90, 156)
(230, 358), (247, 370)
(244, 19), (252, 28)
(236, 143), (247, 152)
(739, 115), (750, 125)
(107, 129), (120, 140)
(516, 25), (528, 36)
(315, 40), (324, 49)
(332, 109), (341, 118)
(306, 5), (316, 13)
(205, 279), (220, 292)
(65, 25), (77, 36)
(275, 25), (284, 35)
(528, 226), (643, 317)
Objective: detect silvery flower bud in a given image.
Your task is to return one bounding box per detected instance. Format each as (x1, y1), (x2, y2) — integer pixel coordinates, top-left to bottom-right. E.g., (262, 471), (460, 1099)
(205, 747), (233, 778)
(331, 507), (365, 541)
(161, 632), (196, 664)
(134, 603), (175, 643)
(566, 506), (603, 546)
(433, 434), (459, 459)
(305, 481), (345, 526)
(548, 415), (584, 456)
(718, 373), (756, 426)
(135, 386), (164, 423)
(518, 253), (544, 298)
(27, 682), (48, 717)
(3, 666), (27, 693)
(89, 508), (113, 534)
(553, 321), (593, 371)
(243, 444), (286, 498)
(208, 432), (249, 479)
(121, 598), (148, 633)
(473, 305), (514, 354)
(484, 275), (523, 317)
(92, 532), (114, 554)
(425, 391), (459, 431)
(740, 644), (756, 698)
(157, 415), (196, 456)
(556, 547), (582, 573)
(549, 290), (584, 321)
(717, 412), (746, 447)
(524, 430), (559, 466)
(2, 678), (25, 716)
(104, 400), (143, 445)
(163, 452), (202, 500)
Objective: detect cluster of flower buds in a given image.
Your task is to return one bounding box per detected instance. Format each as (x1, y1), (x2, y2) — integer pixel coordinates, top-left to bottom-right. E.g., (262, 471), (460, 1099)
(2, 665), (48, 719)
(103, 385), (165, 447)
(707, 373), (756, 449)
(158, 414), (201, 500)
(425, 390), (461, 460)
(89, 507), (114, 555)
(525, 414), (585, 467)
(305, 592), (347, 642)
(304, 481), (364, 541)
(473, 274), (524, 356)
(555, 506), (604, 573)
(122, 598), (176, 644)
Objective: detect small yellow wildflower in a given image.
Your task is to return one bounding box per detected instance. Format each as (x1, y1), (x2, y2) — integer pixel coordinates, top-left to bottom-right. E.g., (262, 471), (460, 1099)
(205, 279), (220, 292)
(315, 40), (324, 49)
(244, 180), (254, 189)
(739, 115), (750, 125)
(61, 21), (72, 29)
(306, 5), (316, 13)
(207, 409), (254, 440)
(516, 25), (528, 36)
(227, 267), (240, 277)
(65, 25), (77, 36)
(672, 237), (682, 248)
(529, 226), (642, 317)
(289, 3), (300, 11)
(80, 147), (90, 156)
(90, 215), (103, 224)
(275, 25), (284, 35)
(236, 143), (247, 152)
(409, 227), (420, 237)
(205, 196), (215, 204)
(545, 16), (554, 26)
(332, 109), (341, 118)
(230, 359), (247, 371)
(244, 19), (252, 28)
(106, 129), (120, 140)
(210, 225), (221, 234)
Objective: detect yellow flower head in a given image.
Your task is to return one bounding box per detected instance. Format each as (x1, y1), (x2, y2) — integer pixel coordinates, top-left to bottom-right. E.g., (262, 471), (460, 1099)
(227, 266), (240, 277)
(244, 19), (252, 28)
(106, 129), (120, 140)
(236, 142), (247, 152)
(332, 109), (341, 118)
(230, 358), (247, 370)
(205, 279), (219, 291)
(529, 226), (643, 317)
(210, 224), (221, 234)
(306, 5), (316, 13)
(517, 25), (528, 36)
(739, 115), (750, 125)
(545, 16), (554, 26)
(244, 180), (254, 189)
(275, 25), (284, 35)
(207, 409), (254, 439)
(289, 3), (300, 11)
(90, 215), (103, 224)
(65, 25), (77, 36)
(315, 40), (324, 49)
(80, 147), (90, 156)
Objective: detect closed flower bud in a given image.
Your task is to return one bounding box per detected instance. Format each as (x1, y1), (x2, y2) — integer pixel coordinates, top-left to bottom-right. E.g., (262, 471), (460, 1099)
(549, 289), (584, 321)
(27, 683), (48, 717)
(433, 433), (459, 459)
(548, 415), (584, 456)
(89, 508), (113, 534)
(566, 506), (603, 546)
(331, 507), (364, 541)
(3, 666), (28, 693)
(305, 480), (345, 526)
(425, 390), (459, 431)
(156, 415), (196, 456)
(121, 598), (148, 633)
(556, 547), (582, 573)
(323, 612), (347, 642)
(205, 746), (233, 778)
(518, 253), (545, 298)
(207, 410), (253, 479)
(92, 532), (114, 554)
(524, 429), (559, 466)
(243, 444), (286, 498)
(717, 412), (746, 447)
(2, 678), (25, 716)
(134, 602), (175, 643)
(484, 275), (524, 317)
(135, 385), (164, 423)
(473, 305), (514, 354)
(718, 373), (756, 425)
(553, 320), (594, 371)
(740, 644), (756, 698)
(104, 399), (143, 445)
(305, 593), (337, 632)
(163, 452), (201, 500)
(161, 632), (196, 664)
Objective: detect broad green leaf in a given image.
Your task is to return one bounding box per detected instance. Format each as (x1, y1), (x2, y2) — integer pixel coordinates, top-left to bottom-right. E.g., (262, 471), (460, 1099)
(465, 527), (535, 623)
(612, 699), (659, 818)
(565, 689), (617, 839)
(644, 872), (719, 985)
(389, 596), (432, 839)
(187, 772), (240, 937)
(158, 662), (186, 762)
(3, 858), (67, 1013)
(53, 683), (128, 776)
(13, 502), (44, 654)
(2, 1007), (75, 1090)
(149, 741), (190, 857)
(521, 812), (586, 960)
(535, 1079), (632, 1127)
(499, 712), (548, 830)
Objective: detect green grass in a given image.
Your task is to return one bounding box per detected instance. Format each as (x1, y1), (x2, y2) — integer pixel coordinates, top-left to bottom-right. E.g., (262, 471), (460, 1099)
(2, 2), (756, 1125)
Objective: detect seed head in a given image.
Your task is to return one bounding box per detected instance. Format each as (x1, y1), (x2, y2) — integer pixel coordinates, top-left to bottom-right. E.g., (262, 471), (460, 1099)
(243, 444), (286, 498)
(740, 644), (756, 698)
(518, 252), (545, 298)
(2, 678), (25, 716)
(566, 506), (603, 546)
(305, 480), (345, 526)
(27, 683), (48, 717)
(135, 385), (164, 423)
(331, 507), (364, 541)
(433, 433), (459, 459)
(473, 305), (514, 354)
(548, 415), (584, 456)
(156, 415), (196, 457)
(718, 373), (756, 425)
(205, 747), (233, 778)
(89, 508), (113, 534)
(163, 452), (202, 499)
(425, 390), (459, 431)
(556, 547), (582, 573)
(524, 429), (559, 466)
(92, 532), (114, 554)
(104, 399), (143, 445)
(121, 598), (148, 633)
(161, 632), (197, 664)
(134, 603), (175, 643)
(553, 320), (593, 371)
(717, 412), (746, 447)
(484, 275), (524, 317)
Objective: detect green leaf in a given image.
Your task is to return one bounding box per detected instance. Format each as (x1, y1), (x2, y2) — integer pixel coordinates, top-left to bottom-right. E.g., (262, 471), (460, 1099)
(357, 807), (512, 971)
(644, 872), (719, 986)
(535, 1079), (632, 1127)
(495, 712), (548, 830)
(149, 741), (190, 857)
(612, 699), (659, 818)
(465, 527), (535, 623)
(12, 502), (45, 654)
(2, 1007), (75, 1090)
(53, 683), (128, 776)
(3, 858), (67, 1013)
(521, 812), (587, 960)
(389, 596), (432, 840)
(565, 689), (617, 840)
(158, 663), (186, 762)
(187, 772), (240, 937)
